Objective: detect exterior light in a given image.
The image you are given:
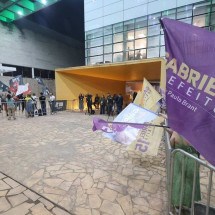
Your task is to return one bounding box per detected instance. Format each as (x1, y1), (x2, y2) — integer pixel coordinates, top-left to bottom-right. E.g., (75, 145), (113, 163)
(17, 11), (23, 16)
(41, 0), (47, 5)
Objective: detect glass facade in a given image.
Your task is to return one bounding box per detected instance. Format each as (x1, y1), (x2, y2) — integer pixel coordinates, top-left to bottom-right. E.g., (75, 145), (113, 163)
(85, 0), (214, 65)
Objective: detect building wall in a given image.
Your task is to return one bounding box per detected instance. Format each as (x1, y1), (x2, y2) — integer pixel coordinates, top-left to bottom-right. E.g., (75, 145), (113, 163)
(84, 0), (203, 31)
(0, 19), (85, 71)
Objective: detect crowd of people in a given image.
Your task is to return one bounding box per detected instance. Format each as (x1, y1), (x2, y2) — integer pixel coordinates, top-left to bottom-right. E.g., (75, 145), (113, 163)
(79, 93), (124, 116)
(0, 91), (56, 120)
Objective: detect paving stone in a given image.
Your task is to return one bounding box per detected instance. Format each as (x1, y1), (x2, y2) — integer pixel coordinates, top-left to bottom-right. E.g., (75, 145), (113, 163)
(44, 179), (64, 187)
(30, 203), (52, 215)
(25, 169), (44, 188)
(7, 185), (26, 196)
(89, 194), (102, 208)
(100, 200), (124, 215)
(23, 190), (40, 202)
(93, 169), (109, 179)
(8, 193), (28, 207)
(143, 183), (159, 194)
(52, 207), (71, 215)
(57, 173), (79, 182)
(3, 178), (19, 188)
(0, 190), (8, 197)
(100, 188), (118, 202)
(2, 202), (34, 215)
(0, 197), (11, 212)
(39, 198), (54, 210)
(0, 173), (6, 180)
(75, 207), (92, 215)
(81, 174), (94, 190)
(46, 165), (62, 172)
(92, 209), (100, 215)
(0, 180), (11, 190)
(132, 197), (149, 207)
(116, 195), (133, 215)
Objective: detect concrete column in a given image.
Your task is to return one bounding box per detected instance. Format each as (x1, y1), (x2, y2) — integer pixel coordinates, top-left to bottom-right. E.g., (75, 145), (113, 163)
(32, 68), (35, 78)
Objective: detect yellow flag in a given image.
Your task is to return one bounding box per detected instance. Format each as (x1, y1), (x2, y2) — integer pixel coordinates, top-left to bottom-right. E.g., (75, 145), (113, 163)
(127, 116), (164, 156)
(142, 78), (162, 110)
(133, 91), (143, 106)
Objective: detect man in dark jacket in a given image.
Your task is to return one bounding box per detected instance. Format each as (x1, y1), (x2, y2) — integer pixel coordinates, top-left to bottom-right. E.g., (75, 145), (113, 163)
(116, 93), (123, 114)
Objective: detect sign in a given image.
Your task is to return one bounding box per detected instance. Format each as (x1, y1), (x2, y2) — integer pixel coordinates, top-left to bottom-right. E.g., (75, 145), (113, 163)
(54, 100), (67, 111)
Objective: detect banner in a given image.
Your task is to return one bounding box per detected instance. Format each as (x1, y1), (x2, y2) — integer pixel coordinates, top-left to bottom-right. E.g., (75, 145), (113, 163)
(127, 116), (164, 156)
(133, 90), (143, 106)
(54, 100), (67, 111)
(161, 18), (215, 165)
(35, 77), (50, 96)
(9, 75), (23, 93)
(142, 78), (162, 110)
(103, 103), (158, 145)
(0, 81), (9, 92)
(16, 83), (31, 96)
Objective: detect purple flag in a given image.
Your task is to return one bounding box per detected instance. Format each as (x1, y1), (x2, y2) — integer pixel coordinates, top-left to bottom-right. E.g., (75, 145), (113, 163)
(92, 117), (147, 133)
(161, 18), (215, 165)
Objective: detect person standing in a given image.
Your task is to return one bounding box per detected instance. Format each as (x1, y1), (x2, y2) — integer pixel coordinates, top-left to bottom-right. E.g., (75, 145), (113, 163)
(94, 94), (100, 109)
(86, 93), (93, 114)
(78, 93), (84, 112)
(6, 94), (16, 120)
(39, 92), (47, 115)
(49, 93), (56, 114)
(100, 95), (106, 114)
(116, 93), (123, 114)
(106, 93), (113, 116)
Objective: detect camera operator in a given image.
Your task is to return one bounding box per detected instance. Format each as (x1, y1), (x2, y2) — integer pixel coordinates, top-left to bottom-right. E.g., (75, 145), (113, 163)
(85, 93), (93, 114)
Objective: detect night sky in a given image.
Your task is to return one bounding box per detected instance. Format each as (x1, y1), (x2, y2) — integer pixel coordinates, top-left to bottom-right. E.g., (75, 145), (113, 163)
(17, 0), (84, 43)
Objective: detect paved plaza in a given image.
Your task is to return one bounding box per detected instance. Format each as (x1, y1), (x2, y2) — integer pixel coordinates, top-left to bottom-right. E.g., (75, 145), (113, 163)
(0, 111), (167, 215)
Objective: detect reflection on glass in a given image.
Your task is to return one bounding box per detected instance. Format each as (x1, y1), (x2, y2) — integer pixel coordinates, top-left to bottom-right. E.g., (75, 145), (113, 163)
(135, 49), (146, 60)
(113, 33), (123, 43)
(135, 16), (147, 29)
(114, 43), (123, 52)
(86, 28), (103, 40)
(104, 35), (112, 45)
(193, 2), (210, 16)
(125, 51), (134, 61)
(160, 46), (165, 57)
(135, 38), (147, 49)
(125, 30), (134, 40)
(113, 22), (123, 33)
(113, 52), (123, 62)
(148, 36), (160, 47)
(160, 35), (165, 46)
(104, 54), (112, 63)
(162, 9), (176, 19)
(104, 25), (113, 35)
(126, 41), (134, 50)
(211, 12), (215, 25)
(148, 12), (161, 26)
(104, 45), (112, 54)
(124, 20), (134, 31)
(147, 47), (159, 58)
(89, 55), (103, 65)
(135, 28), (147, 39)
(89, 46), (103, 56)
(193, 14), (209, 27)
(88, 37), (103, 48)
(177, 5), (192, 19)
(148, 25), (160, 36)
(179, 17), (192, 24)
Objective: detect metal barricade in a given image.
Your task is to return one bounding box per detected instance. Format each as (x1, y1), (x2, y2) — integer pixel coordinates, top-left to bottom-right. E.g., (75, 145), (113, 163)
(164, 129), (215, 215)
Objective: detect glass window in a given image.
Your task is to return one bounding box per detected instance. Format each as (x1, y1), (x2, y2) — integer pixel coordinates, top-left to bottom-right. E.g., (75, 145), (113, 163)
(162, 9), (176, 19)
(147, 36), (160, 47)
(212, 3), (215, 12)
(160, 46), (165, 57)
(126, 41), (134, 50)
(148, 12), (161, 26)
(135, 28), (147, 39)
(179, 17), (192, 24)
(113, 43), (123, 52)
(104, 25), (112, 35)
(147, 47), (159, 58)
(125, 30), (134, 41)
(113, 52), (123, 62)
(113, 33), (123, 43)
(124, 20), (135, 31)
(193, 2), (210, 16)
(177, 5), (193, 19)
(125, 51), (135, 61)
(135, 16), (147, 29)
(89, 55), (103, 65)
(211, 12), (215, 25)
(160, 35), (165, 46)
(104, 54), (112, 63)
(104, 45), (112, 54)
(104, 35), (112, 45)
(135, 49), (146, 60)
(113, 22), (123, 33)
(193, 14), (209, 27)
(86, 28), (103, 40)
(148, 25), (160, 36)
(89, 46), (103, 56)
(135, 38), (147, 49)
(88, 37), (103, 48)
